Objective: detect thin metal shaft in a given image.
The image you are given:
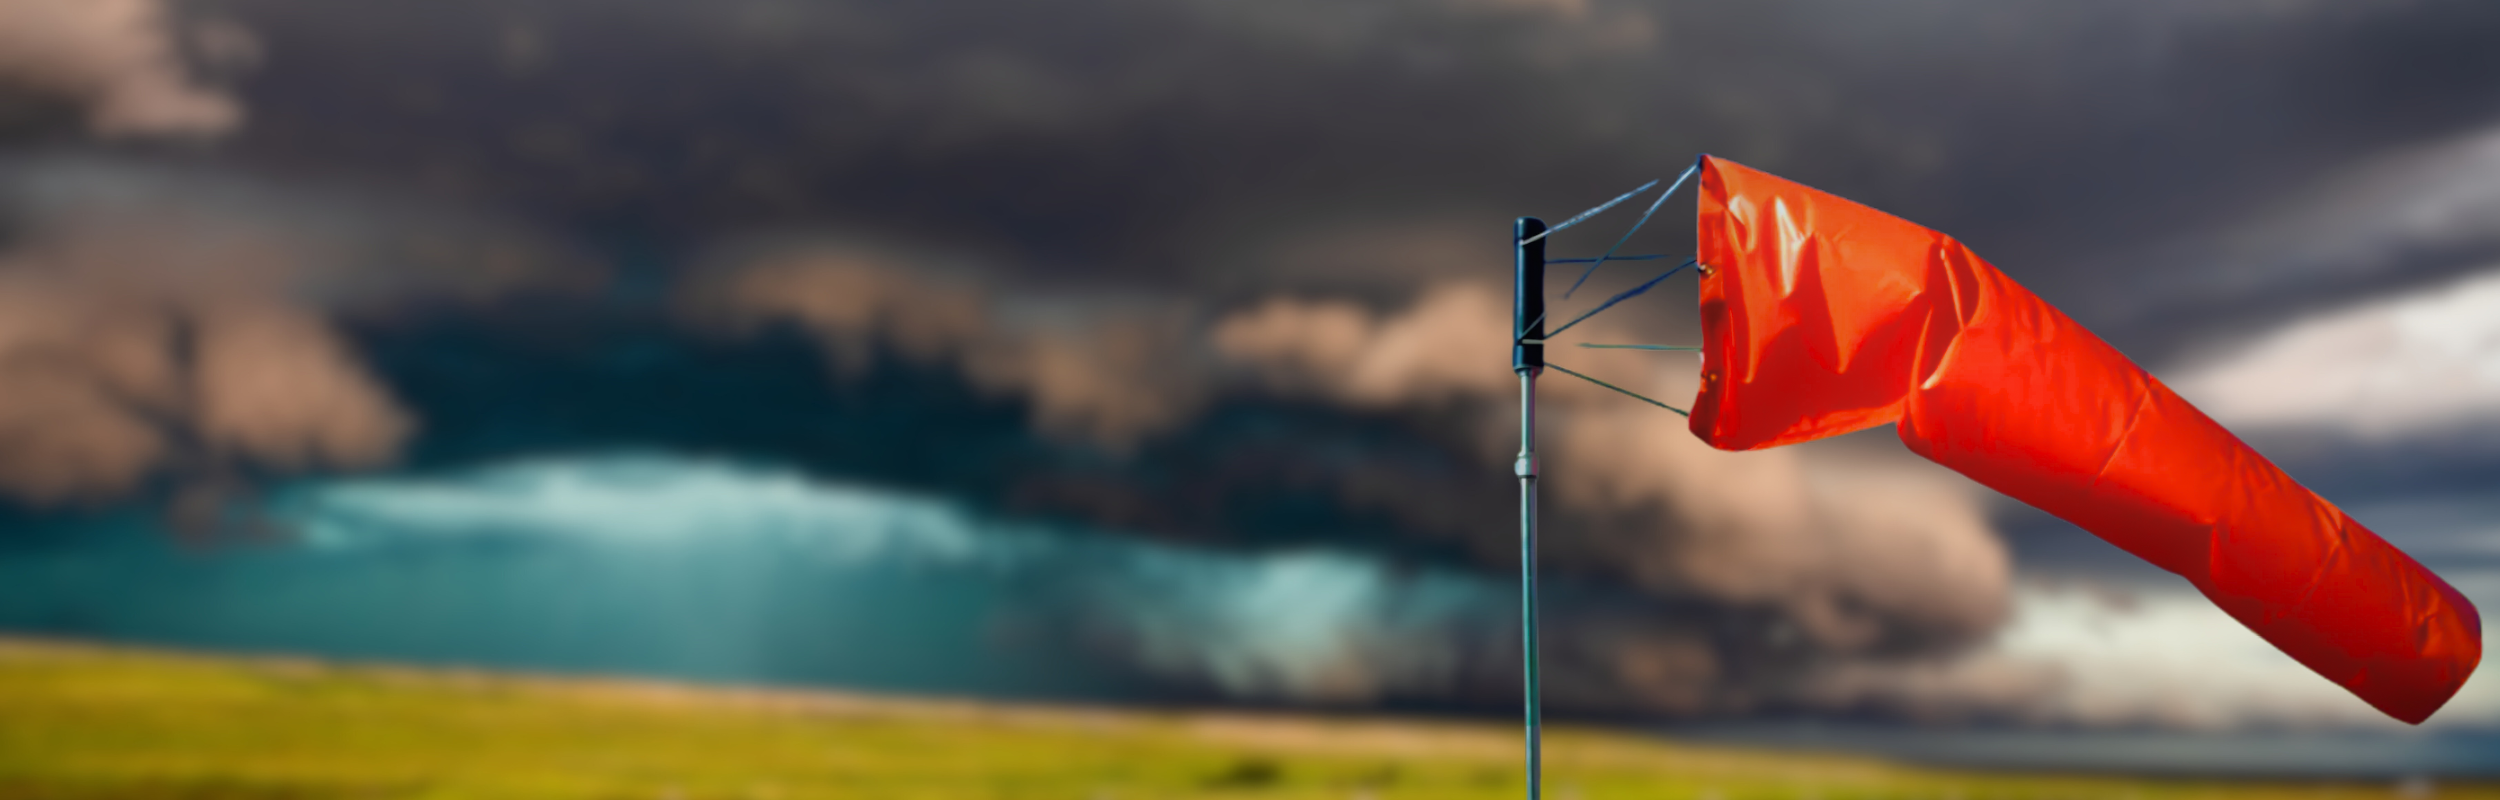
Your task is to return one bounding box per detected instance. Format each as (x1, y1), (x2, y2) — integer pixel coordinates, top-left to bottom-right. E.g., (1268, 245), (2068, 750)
(1512, 216), (1546, 800)
(1517, 368), (1541, 800)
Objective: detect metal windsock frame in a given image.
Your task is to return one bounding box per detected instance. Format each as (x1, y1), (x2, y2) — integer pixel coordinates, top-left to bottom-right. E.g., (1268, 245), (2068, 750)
(1510, 156), (1703, 800)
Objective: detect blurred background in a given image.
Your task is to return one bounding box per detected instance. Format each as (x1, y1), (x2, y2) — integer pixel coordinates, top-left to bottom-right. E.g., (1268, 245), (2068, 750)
(1, 0), (2497, 785)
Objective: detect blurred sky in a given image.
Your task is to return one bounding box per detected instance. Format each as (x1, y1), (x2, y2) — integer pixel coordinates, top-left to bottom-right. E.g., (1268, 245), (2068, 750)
(2, 0), (2499, 775)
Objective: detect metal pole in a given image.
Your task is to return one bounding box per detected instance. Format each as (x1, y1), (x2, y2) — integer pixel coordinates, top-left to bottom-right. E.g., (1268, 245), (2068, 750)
(1513, 216), (1546, 800)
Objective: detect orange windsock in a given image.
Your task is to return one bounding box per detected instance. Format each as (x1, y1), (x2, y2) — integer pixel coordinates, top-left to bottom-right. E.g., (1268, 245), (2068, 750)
(1689, 155), (2481, 724)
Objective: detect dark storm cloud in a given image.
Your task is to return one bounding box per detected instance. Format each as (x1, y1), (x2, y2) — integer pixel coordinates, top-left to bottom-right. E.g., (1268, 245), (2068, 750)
(184, 0), (2500, 303)
(193, 0), (1686, 270)
(7, 0), (2498, 723)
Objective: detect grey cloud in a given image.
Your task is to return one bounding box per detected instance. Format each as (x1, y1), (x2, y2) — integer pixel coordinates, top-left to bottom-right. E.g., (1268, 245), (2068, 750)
(1208, 281), (2010, 654)
(678, 244), (1213, 448)
(2113, 123), (2500, 356)
(0, 158), (593, 510)
(0, 267), (408, 509)
(686, 245), (2012, 715)
(0, 0), (243, 137)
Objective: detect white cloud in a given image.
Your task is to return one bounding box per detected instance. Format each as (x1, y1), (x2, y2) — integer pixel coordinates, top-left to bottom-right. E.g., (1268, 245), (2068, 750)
(1815, 577), (2498, 731)
(2167, 267), (2500, 440)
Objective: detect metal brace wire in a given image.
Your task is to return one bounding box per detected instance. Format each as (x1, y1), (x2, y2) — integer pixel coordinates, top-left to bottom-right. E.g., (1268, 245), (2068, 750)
(1561, 158), (1701, 299)
(1546, 362), (1689, 417)
(1547, 254), (1672, 264)
(1518, 179), (1656, 247)
(1544, 258), (1696, 340)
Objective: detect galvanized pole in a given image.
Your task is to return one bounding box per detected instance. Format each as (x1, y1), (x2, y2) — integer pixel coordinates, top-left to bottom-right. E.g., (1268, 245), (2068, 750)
(1512, 216), (1546, 800)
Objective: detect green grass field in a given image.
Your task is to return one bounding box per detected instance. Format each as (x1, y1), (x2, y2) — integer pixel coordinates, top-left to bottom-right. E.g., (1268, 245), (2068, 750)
(0, 637), (2482, 800)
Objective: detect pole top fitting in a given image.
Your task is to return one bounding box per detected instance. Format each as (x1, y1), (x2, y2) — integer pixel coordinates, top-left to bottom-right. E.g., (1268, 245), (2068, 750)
(1515, 217), (1547, 371)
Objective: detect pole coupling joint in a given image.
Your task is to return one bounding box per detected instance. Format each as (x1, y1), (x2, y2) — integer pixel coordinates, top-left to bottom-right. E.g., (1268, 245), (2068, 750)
(1515, 451), (1537, 479)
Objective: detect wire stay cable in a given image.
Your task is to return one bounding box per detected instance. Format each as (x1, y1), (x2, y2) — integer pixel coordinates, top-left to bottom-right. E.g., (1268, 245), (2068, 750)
(1547, 254), (1672, 263)
(1520, 179), (1657, 246)
(1547, 362), (1689, 417)
(1545, 258), (1695, 341)
(1562, 159), (1701, 300)
(1577, 343), (1700, 351)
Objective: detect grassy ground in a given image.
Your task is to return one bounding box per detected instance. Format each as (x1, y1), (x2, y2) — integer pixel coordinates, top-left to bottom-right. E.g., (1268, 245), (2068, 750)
(0, 638), (2483, 800)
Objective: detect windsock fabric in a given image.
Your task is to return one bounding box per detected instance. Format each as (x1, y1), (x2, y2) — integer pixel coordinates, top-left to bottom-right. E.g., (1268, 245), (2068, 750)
(1688, 155), (2482, 724)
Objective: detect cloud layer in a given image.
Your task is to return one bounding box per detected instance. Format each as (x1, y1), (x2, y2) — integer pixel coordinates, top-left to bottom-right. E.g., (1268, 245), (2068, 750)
(678, 244), (2012, 715)
(0, 0), (242, 137)
(2, 0), (2496, 730)
(0, 158), (594, 513)
(2173, 266), (2500, 444)
(0, 220), (405, 508)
